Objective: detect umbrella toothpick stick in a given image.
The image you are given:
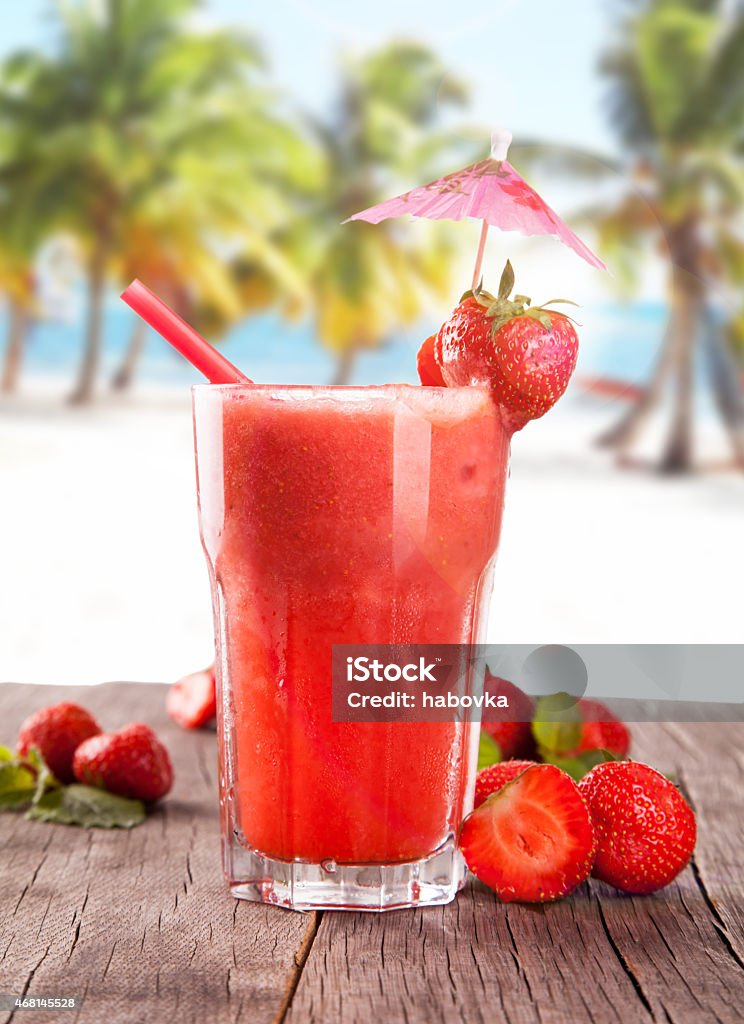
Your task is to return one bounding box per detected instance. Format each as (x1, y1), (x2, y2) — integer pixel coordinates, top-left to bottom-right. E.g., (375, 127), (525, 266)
(471, 221), (489, 291)
(470, 131), (510, 290)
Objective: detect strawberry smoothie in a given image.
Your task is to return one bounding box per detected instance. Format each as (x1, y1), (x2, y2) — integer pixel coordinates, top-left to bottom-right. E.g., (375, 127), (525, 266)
(194, 383), (509, 907)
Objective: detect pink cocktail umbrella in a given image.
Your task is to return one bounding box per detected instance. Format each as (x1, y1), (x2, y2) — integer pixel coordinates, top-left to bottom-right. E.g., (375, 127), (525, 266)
(346, 130), (606, 289)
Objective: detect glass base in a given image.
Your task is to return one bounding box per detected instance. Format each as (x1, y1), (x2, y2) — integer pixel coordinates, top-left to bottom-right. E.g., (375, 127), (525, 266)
(225, 834), (466, 912)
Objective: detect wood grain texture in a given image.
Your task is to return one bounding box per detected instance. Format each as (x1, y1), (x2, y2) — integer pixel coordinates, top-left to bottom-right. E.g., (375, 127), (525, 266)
(287, 720), (744, 1024)
(1, 684), (743, 1024)
(0, 683), (315, 1024)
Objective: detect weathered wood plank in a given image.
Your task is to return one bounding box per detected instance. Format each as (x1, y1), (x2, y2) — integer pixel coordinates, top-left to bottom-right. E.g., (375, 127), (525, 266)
(286, 721), (744, 1024)
(284, 882), (657, 1024)
(636, 721), (744, 965)
(0, 683), (313, 1024)
(579, 721), (744, 1024)
(3, 685), (743, 1024)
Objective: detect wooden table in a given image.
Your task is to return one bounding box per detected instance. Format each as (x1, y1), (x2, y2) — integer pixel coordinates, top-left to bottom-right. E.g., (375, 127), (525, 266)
(1, 682), (743, 1024)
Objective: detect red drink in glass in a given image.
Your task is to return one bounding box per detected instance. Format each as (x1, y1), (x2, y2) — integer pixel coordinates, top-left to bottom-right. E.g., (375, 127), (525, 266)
(194, 383), (509, 910)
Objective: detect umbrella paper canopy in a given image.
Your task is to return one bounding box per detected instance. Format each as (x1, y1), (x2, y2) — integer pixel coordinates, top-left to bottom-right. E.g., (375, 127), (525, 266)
(346, 130), (606, 286)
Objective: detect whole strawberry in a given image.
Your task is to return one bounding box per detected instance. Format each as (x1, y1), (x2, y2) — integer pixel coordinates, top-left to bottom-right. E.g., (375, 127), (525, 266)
(461, 763), (596, 902)
(73, 723), (173, 802)
(474, 759), (537, 808)
(569, 698), (630, 758)
(579, 761), (696, 894)
(17, 702), (101, 783)
(436, 261), (578, 431)
(481, 675), (536, 760)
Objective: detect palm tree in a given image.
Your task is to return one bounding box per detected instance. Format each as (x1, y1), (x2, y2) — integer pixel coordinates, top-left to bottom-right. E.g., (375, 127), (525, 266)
(109, 107), (318, 390)
(0, 0), (310, 403)
(0, 251), (35, 393)
(286, 42), (483, 384)
(527, 0), (744, 472)
(0, 57), (45, 393)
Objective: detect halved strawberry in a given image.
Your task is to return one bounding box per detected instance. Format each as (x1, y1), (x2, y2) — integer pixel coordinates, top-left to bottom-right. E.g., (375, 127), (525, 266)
(474, 759), (537, 808)
(166, 668), (217, 730)
(461, 763), (596, 902)
(416, 333), (446, 387)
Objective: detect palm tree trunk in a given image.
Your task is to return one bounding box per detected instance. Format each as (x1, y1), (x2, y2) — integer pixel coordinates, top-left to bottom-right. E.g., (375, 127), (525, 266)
(111, 318), (147, 391)
(659, 243), (703, 474)
(599, 219), (703, 473)
(1, 298), (27, 393)
(596, 321), (675, 452)
(69, 238), (109, 405)
(701, 309), (744, 469)
(331, 344), (360, 386)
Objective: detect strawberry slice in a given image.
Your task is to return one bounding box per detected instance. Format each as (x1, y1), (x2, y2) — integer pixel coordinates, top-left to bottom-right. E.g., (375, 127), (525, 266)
(416, 333), (446, 387)
(474, 759), (537, 808)
(166, 668), (217, 730)
(461, 763), (596, 902)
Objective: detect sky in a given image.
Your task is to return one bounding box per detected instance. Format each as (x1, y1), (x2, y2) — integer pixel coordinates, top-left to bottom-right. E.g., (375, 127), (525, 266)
(0, 0), (618, 154)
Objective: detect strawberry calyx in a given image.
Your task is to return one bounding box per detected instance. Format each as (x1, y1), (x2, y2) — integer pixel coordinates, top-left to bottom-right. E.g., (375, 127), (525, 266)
(462, 260), (580, 336)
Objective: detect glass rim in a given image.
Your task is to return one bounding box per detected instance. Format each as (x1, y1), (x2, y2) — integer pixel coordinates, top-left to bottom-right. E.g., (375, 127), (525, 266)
(190, 383), (493, 394)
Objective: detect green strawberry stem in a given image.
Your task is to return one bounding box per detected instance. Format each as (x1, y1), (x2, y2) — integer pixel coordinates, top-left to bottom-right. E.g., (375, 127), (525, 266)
(472, 260), (581, 335)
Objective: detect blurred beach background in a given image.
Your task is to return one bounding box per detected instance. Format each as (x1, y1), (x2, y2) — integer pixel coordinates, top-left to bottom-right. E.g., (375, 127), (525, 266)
(1, 0), (743, 685)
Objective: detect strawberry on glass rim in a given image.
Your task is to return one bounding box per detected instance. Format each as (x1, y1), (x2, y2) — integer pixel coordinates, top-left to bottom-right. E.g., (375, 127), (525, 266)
(418, 260), (579, 433)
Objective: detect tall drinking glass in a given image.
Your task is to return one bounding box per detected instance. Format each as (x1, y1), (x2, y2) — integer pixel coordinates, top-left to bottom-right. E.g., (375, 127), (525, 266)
(193, 383), (509, 911)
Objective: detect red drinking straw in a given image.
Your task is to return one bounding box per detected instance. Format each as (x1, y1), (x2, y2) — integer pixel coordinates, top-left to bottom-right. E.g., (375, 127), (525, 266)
(120, 279), (251, 385)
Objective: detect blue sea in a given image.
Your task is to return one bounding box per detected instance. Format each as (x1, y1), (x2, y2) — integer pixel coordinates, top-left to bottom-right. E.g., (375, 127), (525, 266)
(6, 295), (667, 389)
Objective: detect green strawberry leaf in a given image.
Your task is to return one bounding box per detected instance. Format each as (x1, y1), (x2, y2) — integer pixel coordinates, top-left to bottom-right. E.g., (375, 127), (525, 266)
(27, 784), (145, 829)
(513, 293), (532, 306)
(0, 745), (14, 762)
(478, 731), (502, 770)
(532, 693), (583, 754)
(539, 747), (621, 782)
(27, 748), (60, 804)
(0, 761), (37, 807)
(497, 260), (515, 301)
(525, 308), (553, 330)
(541, 298), (581, 308)
(24, 746), (42, 768)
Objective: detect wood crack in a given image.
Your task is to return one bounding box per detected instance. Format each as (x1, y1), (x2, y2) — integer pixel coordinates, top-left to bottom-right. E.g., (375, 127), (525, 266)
(273, 912), (321, 1024)
(678, 769), (744, 976)
(594, 897), (655, 1020)
(7, 945), (51, 1024)
(503, 908), (538, 1015)
(688, 854), (744, 974)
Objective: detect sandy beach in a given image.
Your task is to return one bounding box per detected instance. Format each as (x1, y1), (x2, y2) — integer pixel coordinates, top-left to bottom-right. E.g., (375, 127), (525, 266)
(1, 382), (743, 686)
